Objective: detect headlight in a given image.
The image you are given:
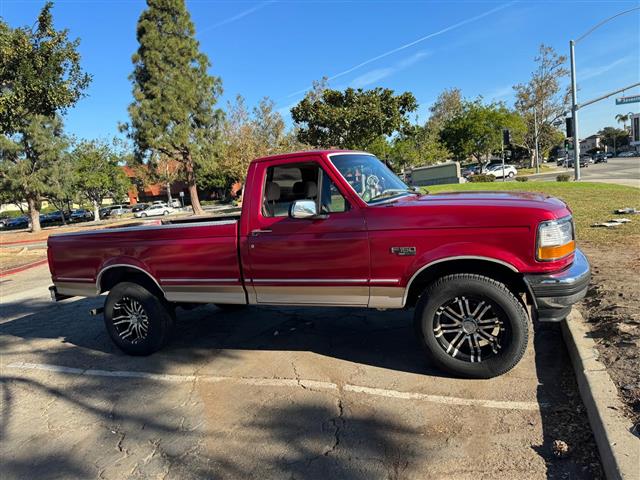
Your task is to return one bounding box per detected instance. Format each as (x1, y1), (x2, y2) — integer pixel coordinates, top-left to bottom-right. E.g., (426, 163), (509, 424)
(537, 216), (575, 261)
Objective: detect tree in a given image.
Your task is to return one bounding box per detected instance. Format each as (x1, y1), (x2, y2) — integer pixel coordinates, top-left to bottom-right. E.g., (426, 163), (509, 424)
(291, 87), (417, 150)
(47, 151), (76, 223)
(0, 2), (91, 232)
(428, 88), (463, 127)
(214, 96), (305, 193)
(72, 140), (129, 221)
(387, 125), (450, 171)
(440, 99), (525, 165)
(514, 45), (570, 167)
(0, 115), (68, 231)
(598, 126), (629, 152)
(124, 0), (222, 215)
(615, 113), (631, 131)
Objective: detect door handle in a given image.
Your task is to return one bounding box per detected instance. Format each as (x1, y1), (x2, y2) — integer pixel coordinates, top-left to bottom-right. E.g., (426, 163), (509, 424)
(251, 229), (272, 236)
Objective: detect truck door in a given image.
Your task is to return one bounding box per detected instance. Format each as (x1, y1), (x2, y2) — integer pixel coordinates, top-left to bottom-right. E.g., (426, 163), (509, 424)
(246, 157), (370, 305)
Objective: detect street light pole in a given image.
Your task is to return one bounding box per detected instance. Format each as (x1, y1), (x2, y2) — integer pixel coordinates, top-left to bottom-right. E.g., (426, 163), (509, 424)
(534, 107), (540, 174)
(570, 40), (581, 181)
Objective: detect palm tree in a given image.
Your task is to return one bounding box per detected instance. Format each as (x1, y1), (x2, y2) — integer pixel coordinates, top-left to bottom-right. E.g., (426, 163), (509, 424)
(615, 113), (630, 131)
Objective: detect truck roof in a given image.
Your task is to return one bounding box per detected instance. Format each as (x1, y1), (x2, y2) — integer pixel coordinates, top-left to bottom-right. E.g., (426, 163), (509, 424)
(251, 149), (370, 163)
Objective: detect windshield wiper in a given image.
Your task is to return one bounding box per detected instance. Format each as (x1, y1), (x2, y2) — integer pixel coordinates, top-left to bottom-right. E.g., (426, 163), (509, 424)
(369, 188), (419, 202)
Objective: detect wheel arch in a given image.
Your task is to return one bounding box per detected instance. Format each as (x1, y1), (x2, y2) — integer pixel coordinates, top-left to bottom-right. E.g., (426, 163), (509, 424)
(97, 263), (165, 299)
(403, 256), (529, 308)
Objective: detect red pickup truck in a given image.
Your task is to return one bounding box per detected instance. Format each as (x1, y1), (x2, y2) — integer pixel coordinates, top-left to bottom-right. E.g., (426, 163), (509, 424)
(48, 150), (590, 378)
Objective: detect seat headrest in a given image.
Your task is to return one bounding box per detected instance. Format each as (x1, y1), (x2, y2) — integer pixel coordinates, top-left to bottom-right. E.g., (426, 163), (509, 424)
(292, 181), (305, 195)
(265, 182), (280, 201)
(303, 181), (317, 198)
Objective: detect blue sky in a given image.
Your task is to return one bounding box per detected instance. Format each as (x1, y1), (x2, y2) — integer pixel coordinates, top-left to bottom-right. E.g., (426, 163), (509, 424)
(2, 0), (639, 141)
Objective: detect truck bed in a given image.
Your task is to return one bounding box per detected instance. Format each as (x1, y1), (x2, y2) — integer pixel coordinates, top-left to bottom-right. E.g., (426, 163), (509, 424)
(48, 215), (245, 303)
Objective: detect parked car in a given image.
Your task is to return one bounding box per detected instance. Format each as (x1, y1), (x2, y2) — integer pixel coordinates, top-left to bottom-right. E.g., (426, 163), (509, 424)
(70, 209), (93, 222)
(5, 216), (29, 229)
(169, 199), (182, 208)
(134, 204), (174, 218)
(593, 153), (608, 164)
(108, 205), (132, 216)
(46, 210), (71, 223)
(461, 165), (481, 178)
(131, 203), (149, 213)
(49, 150), (590, 380)
(0, 216), (11, 228)
(566, 156), (589, 168)
(618, 151), (639, 157)
(99, 207), (112, 219)
(486, 164), (517, 178)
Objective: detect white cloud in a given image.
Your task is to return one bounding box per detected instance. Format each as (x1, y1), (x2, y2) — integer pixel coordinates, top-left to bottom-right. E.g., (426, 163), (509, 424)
(199, 1), (276, 35)
(349, 51), (431, 88)
(580, 56), (635, 81)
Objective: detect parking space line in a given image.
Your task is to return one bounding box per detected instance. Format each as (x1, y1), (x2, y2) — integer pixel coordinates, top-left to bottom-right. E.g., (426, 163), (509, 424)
(5, 361), (543, 411)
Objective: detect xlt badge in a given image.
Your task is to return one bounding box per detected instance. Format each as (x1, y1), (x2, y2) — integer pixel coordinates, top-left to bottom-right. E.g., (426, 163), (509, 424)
(390, 246), (416, 256)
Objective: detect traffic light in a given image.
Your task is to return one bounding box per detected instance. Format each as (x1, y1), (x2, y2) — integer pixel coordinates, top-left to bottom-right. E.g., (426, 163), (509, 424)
(565, 117), (573, 138)
(502, 129), (510, 146)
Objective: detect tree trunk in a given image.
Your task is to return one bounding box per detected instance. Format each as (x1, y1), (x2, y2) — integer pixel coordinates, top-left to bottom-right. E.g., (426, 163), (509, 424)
(167, 182), (173, 205)
(93, 200), (100, 223)
(184, 153), (204, 215)
(528, 151), (535, 169)
(26, 195), (41, 233)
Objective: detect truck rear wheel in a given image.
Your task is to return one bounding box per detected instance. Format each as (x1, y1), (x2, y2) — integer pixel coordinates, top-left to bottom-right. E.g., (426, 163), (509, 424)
(414, 274), (528, 379)
(104, 282), (173, 356)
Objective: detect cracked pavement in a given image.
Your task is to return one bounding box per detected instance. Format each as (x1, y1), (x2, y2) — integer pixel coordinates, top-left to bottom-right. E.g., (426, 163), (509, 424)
(0, 265), (603, 479)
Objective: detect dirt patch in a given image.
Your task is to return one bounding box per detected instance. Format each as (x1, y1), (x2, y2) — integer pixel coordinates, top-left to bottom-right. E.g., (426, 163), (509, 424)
(579, 237), (640, 427)
(0, 248), (47, 272)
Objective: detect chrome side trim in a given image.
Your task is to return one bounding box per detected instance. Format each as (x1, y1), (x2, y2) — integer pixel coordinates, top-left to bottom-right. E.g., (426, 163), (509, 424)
(164, 285), (246, 304)
(251, 278), (368, 284)
(401, 256), (519, 307)
(96, 264), (165, 295)
(252, 285), (368, 306)
(369, 279), (400, 284)
(160, 278), (239, 283)
(369, 286), (404, 309)
(54, 281), (99, 298)
(51, 219), (238, 238)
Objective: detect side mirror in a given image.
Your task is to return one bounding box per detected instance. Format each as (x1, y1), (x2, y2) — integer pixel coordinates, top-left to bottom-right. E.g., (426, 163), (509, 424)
(289, 200), (326, 219)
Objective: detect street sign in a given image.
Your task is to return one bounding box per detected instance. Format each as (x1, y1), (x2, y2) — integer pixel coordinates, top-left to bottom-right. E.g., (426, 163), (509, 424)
(616, 95), (640, 105)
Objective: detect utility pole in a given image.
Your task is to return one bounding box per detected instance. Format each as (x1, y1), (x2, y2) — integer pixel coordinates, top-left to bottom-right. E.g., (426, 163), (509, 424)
(501, 135), (505, 182)
(534, 107), (540, 174)
(570, 40), (581, 180)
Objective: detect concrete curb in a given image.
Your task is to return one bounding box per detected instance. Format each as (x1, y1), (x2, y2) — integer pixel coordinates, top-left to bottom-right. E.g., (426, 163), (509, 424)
(561, 310), (639, 480)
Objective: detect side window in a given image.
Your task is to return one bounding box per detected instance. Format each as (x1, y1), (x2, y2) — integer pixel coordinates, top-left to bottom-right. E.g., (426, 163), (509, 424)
(262, 163), (349, 217)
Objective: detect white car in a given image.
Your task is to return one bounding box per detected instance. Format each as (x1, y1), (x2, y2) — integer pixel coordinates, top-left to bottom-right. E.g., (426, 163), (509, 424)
(486, 164), (517, 179)
(134, 204), (174, 218)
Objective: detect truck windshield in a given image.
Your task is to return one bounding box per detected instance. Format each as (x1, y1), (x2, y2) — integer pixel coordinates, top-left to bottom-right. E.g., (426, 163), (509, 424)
(329, 153), (414, 204)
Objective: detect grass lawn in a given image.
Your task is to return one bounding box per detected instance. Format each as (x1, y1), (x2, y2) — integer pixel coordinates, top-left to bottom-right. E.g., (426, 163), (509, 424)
(426, 181), (640, 245)
(516, 164), (558, 176)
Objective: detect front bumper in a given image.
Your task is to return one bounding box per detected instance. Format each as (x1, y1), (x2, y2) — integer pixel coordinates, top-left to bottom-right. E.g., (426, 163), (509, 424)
(524, 249), (591, 322)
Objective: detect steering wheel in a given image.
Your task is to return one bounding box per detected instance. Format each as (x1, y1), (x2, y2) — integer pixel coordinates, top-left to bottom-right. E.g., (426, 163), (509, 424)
(366, 175), (380, 187)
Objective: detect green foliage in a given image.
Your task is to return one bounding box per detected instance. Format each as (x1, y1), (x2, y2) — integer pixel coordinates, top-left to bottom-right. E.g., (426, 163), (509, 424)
(387, 125), (450, 171)
(124, 0), (222, 214)
(291, 87), (417, 150)
(440, 99), (525, 163)
(71, 140), (129, 218)
(0, 114), (68, 229)
(0, 2), (91, 134)
(556, 174), (571, 182)
(515, 176), (529, 182)
(467, 173), (496, 183)
(598, 126), (629, 151)
(513, 45), (569, 166)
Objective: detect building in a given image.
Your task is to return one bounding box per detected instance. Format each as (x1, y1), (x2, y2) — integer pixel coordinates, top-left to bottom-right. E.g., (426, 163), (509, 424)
(579, 134), (602, 153)
(631, 113), (640, 151)
(122, 166), (188, 205)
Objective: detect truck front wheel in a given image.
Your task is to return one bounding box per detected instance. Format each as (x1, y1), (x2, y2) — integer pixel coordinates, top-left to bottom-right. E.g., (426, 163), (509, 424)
(414, 274), (528, 379)
(104, 282), (174, 355)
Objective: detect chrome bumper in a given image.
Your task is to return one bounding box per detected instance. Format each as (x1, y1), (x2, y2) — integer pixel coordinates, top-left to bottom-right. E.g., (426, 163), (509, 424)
(524, 249), (591, 322)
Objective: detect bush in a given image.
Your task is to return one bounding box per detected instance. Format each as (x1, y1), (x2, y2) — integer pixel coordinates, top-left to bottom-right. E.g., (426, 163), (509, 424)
(515, 176), (529, 182)
(556, 174), (571, 182)
(468, 174), (496, 183)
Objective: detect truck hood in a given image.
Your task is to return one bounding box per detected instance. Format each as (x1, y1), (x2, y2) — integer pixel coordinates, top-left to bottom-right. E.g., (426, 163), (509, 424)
(412, 190), (568, 211)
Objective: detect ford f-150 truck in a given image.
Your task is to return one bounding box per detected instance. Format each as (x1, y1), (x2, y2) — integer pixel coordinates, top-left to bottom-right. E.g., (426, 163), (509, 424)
(48, 150), (590, 378)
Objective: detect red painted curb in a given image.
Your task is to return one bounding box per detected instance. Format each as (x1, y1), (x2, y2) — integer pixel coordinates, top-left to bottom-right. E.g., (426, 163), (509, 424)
(0, 258), (48, 277)
(0, 238), (48, 246)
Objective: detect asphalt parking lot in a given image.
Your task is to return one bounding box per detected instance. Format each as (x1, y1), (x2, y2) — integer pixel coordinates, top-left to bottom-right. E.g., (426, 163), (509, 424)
(0, 265), (602, 479)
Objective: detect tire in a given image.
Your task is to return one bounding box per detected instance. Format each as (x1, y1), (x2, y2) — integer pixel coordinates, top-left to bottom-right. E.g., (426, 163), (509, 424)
(414, 274), (528, 379)
(104, 282), (174, 355)
(163, 211), (169, 215)
(141, 213), (147, 217)
(508, 171), (515, 178)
